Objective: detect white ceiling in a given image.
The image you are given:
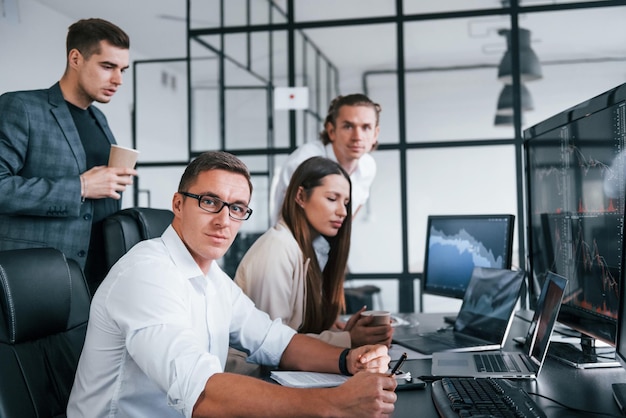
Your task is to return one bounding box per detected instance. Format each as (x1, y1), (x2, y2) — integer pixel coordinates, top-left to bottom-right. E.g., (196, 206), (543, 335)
(32, 0), (188, 60)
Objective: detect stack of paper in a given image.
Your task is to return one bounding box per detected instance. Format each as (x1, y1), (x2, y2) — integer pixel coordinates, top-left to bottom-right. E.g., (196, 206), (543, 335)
(270, 371), (350, 388)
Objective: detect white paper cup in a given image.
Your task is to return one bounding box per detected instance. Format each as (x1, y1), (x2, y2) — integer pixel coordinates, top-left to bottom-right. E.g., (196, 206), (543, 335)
(108, 144), (139, 169)
(361, 310), (391, 325)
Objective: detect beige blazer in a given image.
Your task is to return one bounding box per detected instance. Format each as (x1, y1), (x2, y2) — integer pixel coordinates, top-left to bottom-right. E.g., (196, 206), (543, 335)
(234, 221), (351, 348)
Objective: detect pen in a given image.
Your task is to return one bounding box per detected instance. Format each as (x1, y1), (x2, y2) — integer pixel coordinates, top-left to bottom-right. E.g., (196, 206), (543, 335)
(389, 352), (408, 376)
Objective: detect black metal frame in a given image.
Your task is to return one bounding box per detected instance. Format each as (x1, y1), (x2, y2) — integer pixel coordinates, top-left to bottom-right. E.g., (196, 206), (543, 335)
(132, 0), (626, 312)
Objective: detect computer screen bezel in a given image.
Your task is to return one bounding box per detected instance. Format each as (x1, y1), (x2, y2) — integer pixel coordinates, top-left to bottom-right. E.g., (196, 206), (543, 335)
(523, 82), (626, 347)
(617, 254), (626, 369)
(421, 214), (516, 300)
(614, 237), (626, 411)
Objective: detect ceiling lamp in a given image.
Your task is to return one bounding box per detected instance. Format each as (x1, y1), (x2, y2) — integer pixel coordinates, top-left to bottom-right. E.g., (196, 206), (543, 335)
(494, 114), (514, 126)
(497, 28), (542, 84)
(494, 114), (525, 127)
(496, 84), (534, 115)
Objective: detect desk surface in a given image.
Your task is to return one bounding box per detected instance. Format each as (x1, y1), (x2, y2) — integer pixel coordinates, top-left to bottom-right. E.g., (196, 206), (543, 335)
(391, 312), (626, 418)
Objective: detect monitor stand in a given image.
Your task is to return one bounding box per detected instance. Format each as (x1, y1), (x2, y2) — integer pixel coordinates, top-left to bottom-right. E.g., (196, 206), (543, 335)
(612, 383), (626, 415)
(548, 334), (619, 369)
(443, 315), (456, 325)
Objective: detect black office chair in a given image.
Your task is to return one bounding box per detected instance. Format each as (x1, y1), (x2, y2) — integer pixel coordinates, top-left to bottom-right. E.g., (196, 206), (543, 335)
(344, 284), (383, 314)
(0, 247), (91, 418)
(102, 207), (174, 273)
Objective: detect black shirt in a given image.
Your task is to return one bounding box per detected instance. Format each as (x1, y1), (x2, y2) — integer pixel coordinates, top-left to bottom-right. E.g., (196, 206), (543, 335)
(67, 101), (120, 293)
(66, 101), (119, 223)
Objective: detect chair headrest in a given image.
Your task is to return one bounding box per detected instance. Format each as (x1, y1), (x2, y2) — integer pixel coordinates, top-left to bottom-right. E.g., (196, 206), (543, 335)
(122, 207), (173, 239)
(0, 248), (72, 344)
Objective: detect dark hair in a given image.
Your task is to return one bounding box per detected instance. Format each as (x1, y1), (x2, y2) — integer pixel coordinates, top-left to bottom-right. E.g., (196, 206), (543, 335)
(319, 94), (382, 146)
(66, 18), (130, 59)
(178, 151), (253, 196)
(281, 156), (352, 333)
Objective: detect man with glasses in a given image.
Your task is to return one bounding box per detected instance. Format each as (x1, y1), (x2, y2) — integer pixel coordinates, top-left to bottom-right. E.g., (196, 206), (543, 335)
(67, 151), (397, 418)
(178, 191), (254, 221)
(0, 18), (136, 295)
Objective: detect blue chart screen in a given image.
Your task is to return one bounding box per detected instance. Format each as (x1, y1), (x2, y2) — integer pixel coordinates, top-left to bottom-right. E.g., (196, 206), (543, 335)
(424, 216), (512, 298)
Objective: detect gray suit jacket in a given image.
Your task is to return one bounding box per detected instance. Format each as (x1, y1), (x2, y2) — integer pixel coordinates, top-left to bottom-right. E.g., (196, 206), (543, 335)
(0, 82), (120, 268)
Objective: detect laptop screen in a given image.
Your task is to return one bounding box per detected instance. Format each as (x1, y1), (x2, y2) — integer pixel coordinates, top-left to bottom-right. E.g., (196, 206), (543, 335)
(454, 267), (525, 342)
(524, 271), (568, 366)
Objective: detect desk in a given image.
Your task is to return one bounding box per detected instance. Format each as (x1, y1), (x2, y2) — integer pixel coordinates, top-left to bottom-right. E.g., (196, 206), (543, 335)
(391, 312), (626, 418)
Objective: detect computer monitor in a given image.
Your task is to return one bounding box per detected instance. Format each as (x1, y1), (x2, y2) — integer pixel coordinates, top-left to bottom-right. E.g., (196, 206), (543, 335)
(421, 214), (516, 302)
(614, 251), (626, 411)
(524, 82), (626, 368)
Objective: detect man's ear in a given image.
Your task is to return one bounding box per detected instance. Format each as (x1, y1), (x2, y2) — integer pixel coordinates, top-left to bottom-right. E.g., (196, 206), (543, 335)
(326, 121), (336, 142)
(172, 192), (183, 215)
(368, 126), (380, 151)
(67, 48), (82, 69)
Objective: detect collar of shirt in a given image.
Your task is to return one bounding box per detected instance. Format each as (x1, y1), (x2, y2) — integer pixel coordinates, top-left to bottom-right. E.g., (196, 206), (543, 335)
(324, 142), (366, 179)
(312, 234), (330, 271)
(161, 225), (215, 292)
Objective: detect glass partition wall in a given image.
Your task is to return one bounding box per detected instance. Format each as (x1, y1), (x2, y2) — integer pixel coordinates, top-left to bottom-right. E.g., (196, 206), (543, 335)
(133, 0), (626, 313)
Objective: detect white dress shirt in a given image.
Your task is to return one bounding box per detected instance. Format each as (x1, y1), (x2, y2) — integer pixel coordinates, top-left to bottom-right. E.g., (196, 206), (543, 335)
(67, 226), (296, 418)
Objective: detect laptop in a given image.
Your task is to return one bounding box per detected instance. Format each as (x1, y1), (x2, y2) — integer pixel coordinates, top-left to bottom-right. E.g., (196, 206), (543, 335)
(431, 271), (567, 378)
(393, 267), (525, 355)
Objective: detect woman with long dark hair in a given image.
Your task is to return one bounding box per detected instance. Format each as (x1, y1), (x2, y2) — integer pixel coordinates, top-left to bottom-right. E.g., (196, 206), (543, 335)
(235, 156), (392, 348)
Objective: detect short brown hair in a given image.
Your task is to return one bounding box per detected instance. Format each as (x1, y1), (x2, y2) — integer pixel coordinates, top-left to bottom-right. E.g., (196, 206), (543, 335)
(66, 18), (130, 59)
(178, 151), (253, 196)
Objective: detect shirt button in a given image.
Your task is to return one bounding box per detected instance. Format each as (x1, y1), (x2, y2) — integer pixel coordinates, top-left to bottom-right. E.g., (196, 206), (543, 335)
(83, 213), (92, 221)
(77, 250), (86, 257)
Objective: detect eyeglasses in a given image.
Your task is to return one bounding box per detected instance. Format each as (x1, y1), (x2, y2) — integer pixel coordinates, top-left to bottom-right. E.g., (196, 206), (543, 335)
(179, 192), (253, 221)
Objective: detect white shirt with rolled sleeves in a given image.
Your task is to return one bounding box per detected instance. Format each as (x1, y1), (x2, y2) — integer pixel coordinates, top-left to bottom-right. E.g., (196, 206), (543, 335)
(67, 226), (296, 418)
(270, 141), (377, 225)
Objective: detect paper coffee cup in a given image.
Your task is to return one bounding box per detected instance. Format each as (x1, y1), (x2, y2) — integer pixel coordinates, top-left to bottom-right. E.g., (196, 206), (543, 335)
(108, 144), (139, 169)
(361, 310), (391, 325)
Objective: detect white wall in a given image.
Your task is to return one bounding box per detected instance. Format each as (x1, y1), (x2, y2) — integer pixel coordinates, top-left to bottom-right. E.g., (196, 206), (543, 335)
(0, 1), (137, 145)
(0, 1), (67, 93)
(0, 0), (160, 208)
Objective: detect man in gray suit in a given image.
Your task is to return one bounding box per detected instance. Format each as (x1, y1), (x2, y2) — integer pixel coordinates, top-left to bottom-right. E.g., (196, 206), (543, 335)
(0, 18), (137, 294)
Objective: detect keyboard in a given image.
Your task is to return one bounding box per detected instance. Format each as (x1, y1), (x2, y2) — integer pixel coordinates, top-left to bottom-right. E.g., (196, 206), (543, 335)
(427, 331), (461, 346)
(474, 353), (521, 373)
(395, 332), (488, 355)
(431, 377), (547, 418)
(425, 331), (484, 349)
